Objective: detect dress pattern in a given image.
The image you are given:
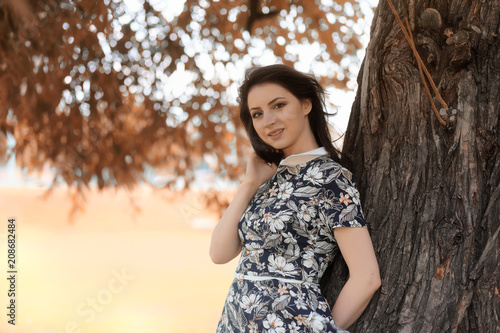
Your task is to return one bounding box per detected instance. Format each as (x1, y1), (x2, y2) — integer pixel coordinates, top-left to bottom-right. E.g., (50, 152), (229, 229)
(216, 154), (366, 333)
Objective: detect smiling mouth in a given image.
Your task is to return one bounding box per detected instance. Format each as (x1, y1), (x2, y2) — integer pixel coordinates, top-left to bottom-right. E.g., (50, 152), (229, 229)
(268, 128), (284, 136)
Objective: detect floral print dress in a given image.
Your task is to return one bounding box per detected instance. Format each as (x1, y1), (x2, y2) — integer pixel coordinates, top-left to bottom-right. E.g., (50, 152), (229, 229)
(216, 148), (367, 333)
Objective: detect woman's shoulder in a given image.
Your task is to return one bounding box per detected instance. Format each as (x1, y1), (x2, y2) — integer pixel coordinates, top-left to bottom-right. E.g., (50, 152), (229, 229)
(311, 155), (351, 173)
(308, 155), (356, 185)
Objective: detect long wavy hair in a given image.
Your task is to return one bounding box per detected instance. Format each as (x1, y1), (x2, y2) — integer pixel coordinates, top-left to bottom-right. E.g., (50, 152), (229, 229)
(238, 64), (348, 167)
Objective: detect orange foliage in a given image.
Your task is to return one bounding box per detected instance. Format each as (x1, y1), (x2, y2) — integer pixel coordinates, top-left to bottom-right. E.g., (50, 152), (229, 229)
(0, 0), (369, 219)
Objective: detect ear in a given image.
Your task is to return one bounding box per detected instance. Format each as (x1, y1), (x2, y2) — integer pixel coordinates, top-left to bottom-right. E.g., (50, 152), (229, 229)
(301, 98), (312, 115)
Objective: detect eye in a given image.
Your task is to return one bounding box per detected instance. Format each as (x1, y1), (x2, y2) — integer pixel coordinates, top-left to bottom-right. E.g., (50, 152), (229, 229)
(251, 111), (262, 119)
(273, 103), (285, 110)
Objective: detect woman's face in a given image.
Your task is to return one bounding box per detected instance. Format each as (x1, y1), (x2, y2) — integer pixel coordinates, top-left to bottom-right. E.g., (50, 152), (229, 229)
(247, 82), (314, 157)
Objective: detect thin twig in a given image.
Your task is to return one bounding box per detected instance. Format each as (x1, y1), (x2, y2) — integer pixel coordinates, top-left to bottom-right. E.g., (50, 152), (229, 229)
(405, 18), (447, 125)
(386, 0), (448, 125)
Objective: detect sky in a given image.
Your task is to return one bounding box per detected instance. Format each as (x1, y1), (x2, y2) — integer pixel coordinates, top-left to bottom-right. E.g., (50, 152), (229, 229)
(0, 0), (378, 188)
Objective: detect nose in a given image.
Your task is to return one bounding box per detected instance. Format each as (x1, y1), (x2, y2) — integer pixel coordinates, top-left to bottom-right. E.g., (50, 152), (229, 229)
(263, 111), (276, 127)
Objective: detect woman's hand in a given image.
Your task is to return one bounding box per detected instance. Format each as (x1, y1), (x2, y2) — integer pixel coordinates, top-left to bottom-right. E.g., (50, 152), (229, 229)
(243, 151), (278, 187)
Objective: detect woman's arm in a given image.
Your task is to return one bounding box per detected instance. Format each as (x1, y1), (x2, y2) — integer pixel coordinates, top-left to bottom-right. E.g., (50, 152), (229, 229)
(209, 152), (277, 264)
(209, 180), (260, 264)
(330, 227), (381, 330)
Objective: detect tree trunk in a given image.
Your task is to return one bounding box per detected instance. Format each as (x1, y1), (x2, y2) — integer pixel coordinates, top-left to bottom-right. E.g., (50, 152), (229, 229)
(321, 0), (500, 332)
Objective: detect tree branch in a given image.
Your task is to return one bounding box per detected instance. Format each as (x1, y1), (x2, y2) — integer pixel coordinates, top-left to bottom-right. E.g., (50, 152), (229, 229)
(245, 0), (279, 34)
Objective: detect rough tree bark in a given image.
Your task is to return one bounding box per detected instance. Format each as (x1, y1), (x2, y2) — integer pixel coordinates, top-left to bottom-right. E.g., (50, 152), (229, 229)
(321, 1), (500, 332)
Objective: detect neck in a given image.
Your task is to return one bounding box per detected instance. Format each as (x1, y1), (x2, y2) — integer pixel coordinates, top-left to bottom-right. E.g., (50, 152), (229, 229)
(283, 143), (320, 158)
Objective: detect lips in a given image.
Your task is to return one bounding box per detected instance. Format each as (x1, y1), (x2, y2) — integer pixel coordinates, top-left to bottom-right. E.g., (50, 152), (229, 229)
(268, 128), (284, 137)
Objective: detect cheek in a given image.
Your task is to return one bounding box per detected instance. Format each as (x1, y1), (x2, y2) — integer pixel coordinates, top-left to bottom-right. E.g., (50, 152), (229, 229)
(283, 108), (305, 126)
(252, 121), (265, 137)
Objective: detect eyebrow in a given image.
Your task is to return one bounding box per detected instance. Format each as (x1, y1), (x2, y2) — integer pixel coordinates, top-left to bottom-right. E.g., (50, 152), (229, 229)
(249, 97), (285, 111)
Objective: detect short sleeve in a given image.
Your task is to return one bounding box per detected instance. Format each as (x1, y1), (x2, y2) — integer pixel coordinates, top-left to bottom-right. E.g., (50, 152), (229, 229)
(319, 165), (366, 232)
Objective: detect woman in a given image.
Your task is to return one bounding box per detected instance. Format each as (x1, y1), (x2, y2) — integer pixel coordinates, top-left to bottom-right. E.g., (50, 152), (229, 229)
(210, 64), (381, 332)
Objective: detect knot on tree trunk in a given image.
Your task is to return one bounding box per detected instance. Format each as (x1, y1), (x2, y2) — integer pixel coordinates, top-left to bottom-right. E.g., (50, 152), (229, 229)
(416, 33), (441, 77)
(436, 218), (464, 254)
(419, 8), (442, 32)
(446, 30), (472, 68)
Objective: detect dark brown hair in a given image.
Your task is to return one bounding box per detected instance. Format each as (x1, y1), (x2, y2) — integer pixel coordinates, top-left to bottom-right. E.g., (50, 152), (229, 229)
(238, 64), (347, 167)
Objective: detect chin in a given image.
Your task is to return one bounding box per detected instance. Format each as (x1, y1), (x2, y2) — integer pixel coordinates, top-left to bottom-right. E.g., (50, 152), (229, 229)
(265, 143), (284, 151)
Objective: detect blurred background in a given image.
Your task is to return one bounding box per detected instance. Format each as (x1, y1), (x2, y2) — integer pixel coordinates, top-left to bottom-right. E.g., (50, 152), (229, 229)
(0, 0), (376, 332)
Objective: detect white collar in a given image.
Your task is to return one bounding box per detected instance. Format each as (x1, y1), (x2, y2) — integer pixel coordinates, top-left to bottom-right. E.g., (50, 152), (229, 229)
(279, 147), (328, 166)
